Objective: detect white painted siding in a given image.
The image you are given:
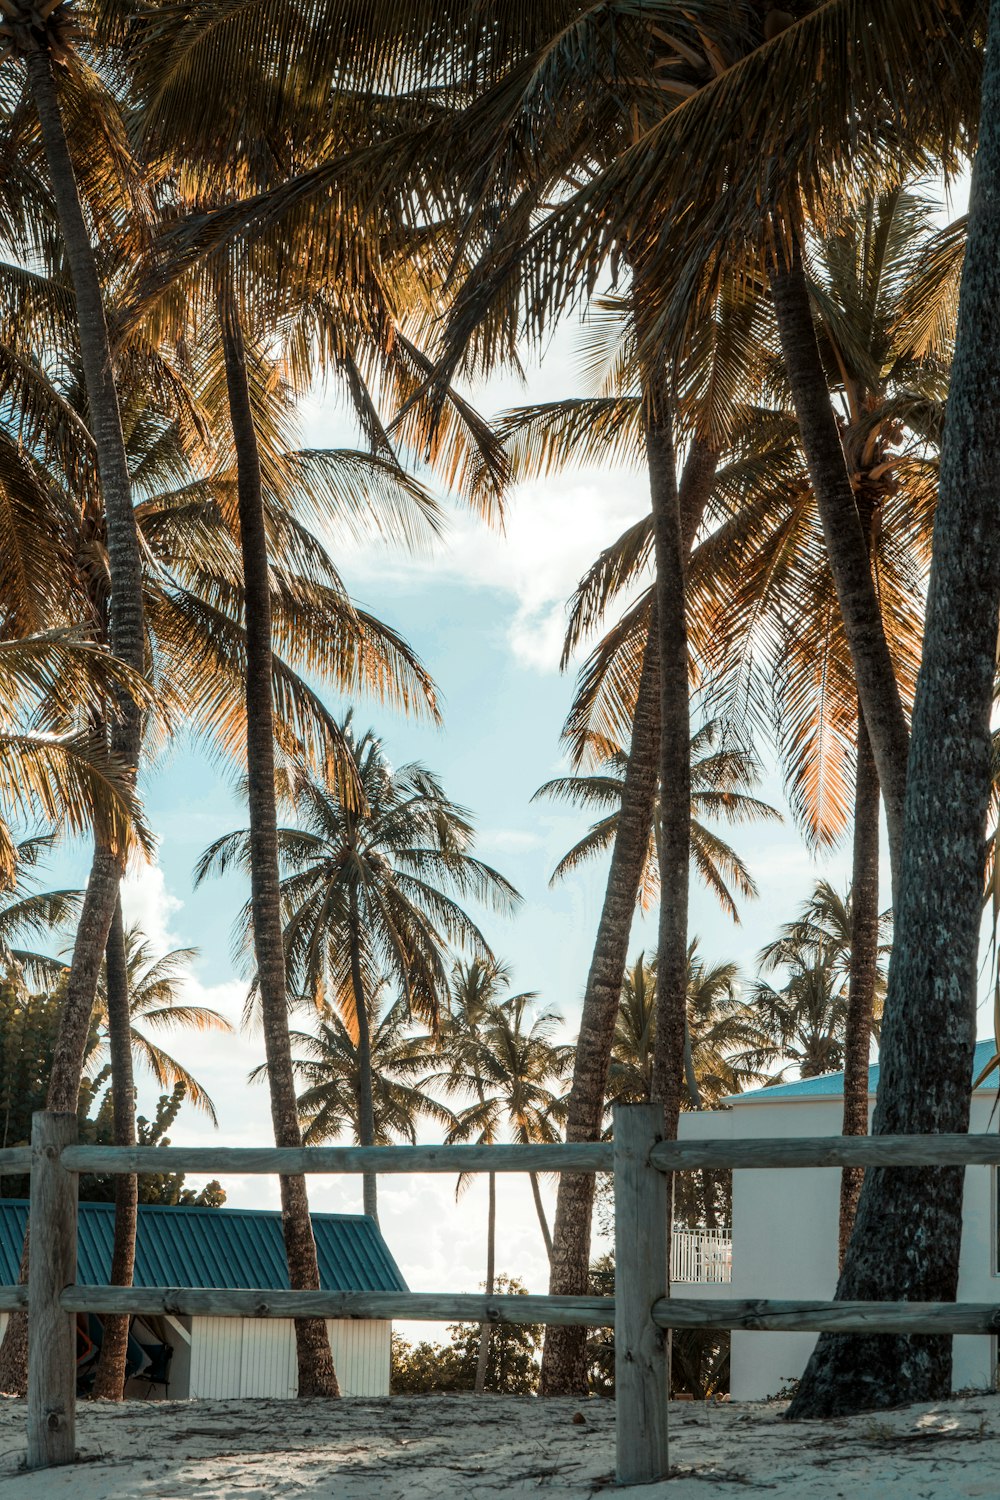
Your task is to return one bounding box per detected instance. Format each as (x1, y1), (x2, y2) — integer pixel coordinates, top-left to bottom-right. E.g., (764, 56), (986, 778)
(189, 1316), (244, 1398)
(242, 1320), (296, 1398)
(184, 1317), (390, 1399)
(677, 1092), (1000, 1400)
(327, 1319), (391, 1396)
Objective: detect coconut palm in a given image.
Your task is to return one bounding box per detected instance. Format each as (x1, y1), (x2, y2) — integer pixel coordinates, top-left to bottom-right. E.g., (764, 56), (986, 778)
(1, 2), (150, 1138)
(125, 13), (512, 1385)
(77, 924), (234, 1126)
(536, 720), (780, 923)
(423, 961), (571, 1394)
(196, 722), (520, 1222)
(750, 888), (891, 1100)
(0, 271), (442, 1395)
(286, 988), (450, 1153)
(0, 837), (82, 988)
(493, 276), (771, 1394)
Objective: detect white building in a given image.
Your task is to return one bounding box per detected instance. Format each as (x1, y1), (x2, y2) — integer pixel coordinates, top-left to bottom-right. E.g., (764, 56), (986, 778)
(675, 1037), (1000, 1399)
(0, 1201), (402, 1399)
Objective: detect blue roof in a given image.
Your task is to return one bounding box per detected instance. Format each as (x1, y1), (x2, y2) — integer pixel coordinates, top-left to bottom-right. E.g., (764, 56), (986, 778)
(0, 1202), (407, 1292)
(733, 1036), (998, 1104)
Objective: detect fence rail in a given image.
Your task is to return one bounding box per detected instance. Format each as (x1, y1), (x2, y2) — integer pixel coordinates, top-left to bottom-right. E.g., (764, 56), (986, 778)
(649, 1132), (1000, 1170)
(63, 1286), (614, 1325)
(15, 1108), (1000, 1483)
(60, 1141), (613, 1175)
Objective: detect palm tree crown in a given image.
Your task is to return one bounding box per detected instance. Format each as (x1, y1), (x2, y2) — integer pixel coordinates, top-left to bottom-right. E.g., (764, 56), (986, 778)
(285, 987), (450, 1147)
(537, 719), (780, 921)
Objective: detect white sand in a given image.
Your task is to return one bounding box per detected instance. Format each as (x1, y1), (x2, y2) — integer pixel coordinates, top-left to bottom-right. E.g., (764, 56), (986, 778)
(0, 1392), (999, 1497)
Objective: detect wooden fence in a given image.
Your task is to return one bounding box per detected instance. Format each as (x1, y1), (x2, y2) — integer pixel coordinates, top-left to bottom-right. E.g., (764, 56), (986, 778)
(11, 1104), (1000, 1482)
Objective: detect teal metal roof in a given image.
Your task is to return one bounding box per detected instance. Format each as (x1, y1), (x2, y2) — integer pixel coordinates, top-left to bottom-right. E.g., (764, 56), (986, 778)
(732, 1036), (998, 1104)
(0, 1202), (407, 1292)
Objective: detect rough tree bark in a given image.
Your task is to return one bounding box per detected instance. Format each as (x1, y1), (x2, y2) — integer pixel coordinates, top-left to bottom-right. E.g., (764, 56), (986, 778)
(789, 12), (1000, 1413)
(645, 404), (688, 1094)
(219, 288), (339, 1399)
(838, 707), (880, 1265)
(539, 438), (714, 1396)
(770, 241), (909, 894)
(92, 898), (138, 1399)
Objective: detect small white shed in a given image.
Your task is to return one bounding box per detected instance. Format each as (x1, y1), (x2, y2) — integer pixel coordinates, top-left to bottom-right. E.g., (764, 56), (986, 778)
(0, 1201), (404, 1399)
(676, 1037), (1000, 1399)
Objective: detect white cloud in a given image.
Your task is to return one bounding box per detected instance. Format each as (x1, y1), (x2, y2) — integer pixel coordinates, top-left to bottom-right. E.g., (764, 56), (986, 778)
(483, 829), (545, 852)
(337, 470), (652, 674)
(120, 862), (184, 953)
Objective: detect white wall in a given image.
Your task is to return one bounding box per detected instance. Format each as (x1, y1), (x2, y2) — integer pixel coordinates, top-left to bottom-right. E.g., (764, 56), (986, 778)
(676, 1093), (1000, 1400)
(185, 1317), (391, 1399)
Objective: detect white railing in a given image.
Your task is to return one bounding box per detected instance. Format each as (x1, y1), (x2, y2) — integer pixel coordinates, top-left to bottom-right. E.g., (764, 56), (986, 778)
(671, 1226), (732, 1284)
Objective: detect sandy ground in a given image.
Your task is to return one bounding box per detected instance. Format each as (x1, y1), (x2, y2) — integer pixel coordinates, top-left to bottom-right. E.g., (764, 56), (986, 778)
(0, 1393), (999, 1497)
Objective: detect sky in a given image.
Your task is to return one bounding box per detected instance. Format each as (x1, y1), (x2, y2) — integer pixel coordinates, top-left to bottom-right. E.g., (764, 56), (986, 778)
(36, 181), (986, 1344)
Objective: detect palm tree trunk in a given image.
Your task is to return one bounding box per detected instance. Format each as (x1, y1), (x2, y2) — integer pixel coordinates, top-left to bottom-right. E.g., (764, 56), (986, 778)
(92, 897), (138, 1400)
(347, 896), (378, 1222)
(0, 43), (147, 1394)
(539, 441), (715, 1397)
(838, 706), (880, 1265)
(539, 629), (657, 1398)
(769, 237), (908, 893)
(528, 1172), (552, 1261)
(790, 13), (1000, 1412)
(474, 1171), (496, 1395)
(218, 285), (338, 1400)
(646, 393), (689, 1120)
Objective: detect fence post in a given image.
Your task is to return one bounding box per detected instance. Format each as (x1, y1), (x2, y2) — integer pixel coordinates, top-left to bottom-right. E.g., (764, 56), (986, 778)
(613, 1103), (669, 1485)
(27, 1111), (78, 1470)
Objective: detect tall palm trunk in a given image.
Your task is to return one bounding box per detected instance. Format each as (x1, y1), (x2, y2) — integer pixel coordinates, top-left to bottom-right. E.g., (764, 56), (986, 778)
(92, 898), (138, 1399)
(347, 893), (378, 1221)
(0, 38), (146, 1396)
(838, 707), (880, 1265)
(540, 441), (715, 1396)
(539, 628), (658, 1397)
(218, 287), (338, 1399)
(474, 1171), (496, 1395)
(769, 239), (908, 893)
(790, 11), (1000, 1413)
(645, 391), (688, 1089)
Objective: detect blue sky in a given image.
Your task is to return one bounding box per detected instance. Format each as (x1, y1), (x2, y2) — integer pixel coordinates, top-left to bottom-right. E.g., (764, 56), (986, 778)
(37, 223), (986, 1335)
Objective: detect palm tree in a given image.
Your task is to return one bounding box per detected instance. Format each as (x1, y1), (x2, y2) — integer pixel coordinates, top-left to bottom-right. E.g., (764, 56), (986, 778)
(494, 278), (769, 1393)
(0, 276), (440, 1395)
(751, 955), (852, 1084)
(537, 720), (780, 924)
(793, 22), (1000, 1401)
(287, 988), (450, 1153)
(2, 3), (149, 1135)
(424, 961), (571, 1394)
(196, 722), (520, 1223)
(80, 924), (234, 1126)
(256, 984), (451, 1219)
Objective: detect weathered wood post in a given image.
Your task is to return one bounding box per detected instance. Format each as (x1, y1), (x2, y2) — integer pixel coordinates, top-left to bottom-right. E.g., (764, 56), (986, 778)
(27, 1111), (78, 1469)
(613, 1103), (669, 1485)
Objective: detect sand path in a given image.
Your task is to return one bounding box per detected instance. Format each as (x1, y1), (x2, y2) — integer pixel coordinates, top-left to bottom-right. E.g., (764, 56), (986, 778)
(0, 1393), (998, 1497)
